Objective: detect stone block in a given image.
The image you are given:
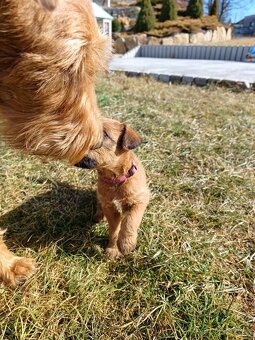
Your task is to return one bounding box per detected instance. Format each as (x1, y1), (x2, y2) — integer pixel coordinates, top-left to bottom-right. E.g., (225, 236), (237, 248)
(172, 33), (189, 45)
(211, 29), (218, 42)
(147, 37), (161, 45)
(217, 26), (226, 41)
(162, 37), (174, 45)
(159, 74), (170, 83)
(190, 32), (205, 44)
(194, 77), (208, 86)
(204, 30), (213, 42)
(125, 35), (139, 51)
(149, 73), (159, 80)
(226, 28), (232, 41)
(137, 34), (148, 45)
(169, 75), (182, 83)
(114, 37), (126, 54)
(182, 76), (194, 85)
(125, 71), (140, 77)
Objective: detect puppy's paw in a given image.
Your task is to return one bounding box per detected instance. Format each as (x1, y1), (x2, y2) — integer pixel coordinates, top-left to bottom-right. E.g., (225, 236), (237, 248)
(106, 247), (123, 259)
(5, 257), (36, 288)
(118, 237), (137, 255)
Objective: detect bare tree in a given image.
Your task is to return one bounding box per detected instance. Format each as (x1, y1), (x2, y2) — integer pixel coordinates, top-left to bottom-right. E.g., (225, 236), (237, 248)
(205, 0), (255, 22)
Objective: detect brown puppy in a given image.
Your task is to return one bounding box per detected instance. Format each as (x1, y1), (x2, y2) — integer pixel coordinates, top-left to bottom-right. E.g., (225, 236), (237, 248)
(0, 0), (111, 163)
(76, 118), (150, 259)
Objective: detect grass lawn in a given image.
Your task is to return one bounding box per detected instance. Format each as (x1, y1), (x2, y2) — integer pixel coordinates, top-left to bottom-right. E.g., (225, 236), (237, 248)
(0, 74), (254, 338)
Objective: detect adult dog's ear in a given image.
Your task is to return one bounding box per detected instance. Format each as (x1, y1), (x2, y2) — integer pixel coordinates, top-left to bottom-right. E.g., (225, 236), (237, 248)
(38, 0), (58, 11)
(120, 125), (142, 151)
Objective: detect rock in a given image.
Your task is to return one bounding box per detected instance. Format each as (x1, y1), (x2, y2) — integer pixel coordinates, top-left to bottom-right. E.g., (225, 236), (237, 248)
(159, 74), (170, 83)
(204, 30), (213, 42)
(114, 37), (126, 54)
(137, 33), (148, 45)
(172, 33), (189, 44)
(211, 29), (218, 42)
(169, 75), (182, 83)
(190, 32), (205, 44)
(147, 37), (161, 45)
(149, 73), (159, 80)
(217, 26), (226, 41)
(182, 76), (194, 84)
(194, 77), (208, 86)
(125, 35), (139, 51)
(162, 37), (174, 45)
(226, 27), (232, 41)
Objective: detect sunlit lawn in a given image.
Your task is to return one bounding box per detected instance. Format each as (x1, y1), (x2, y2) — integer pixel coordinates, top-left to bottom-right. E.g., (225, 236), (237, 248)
(0, 74), (254, 338)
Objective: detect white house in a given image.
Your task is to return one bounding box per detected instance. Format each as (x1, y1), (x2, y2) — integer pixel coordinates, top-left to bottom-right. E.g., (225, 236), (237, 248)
(92, 2), (113, 36)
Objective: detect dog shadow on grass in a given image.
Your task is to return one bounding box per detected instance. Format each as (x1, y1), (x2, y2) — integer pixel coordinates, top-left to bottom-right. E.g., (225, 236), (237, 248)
(0, 181), (108, 257)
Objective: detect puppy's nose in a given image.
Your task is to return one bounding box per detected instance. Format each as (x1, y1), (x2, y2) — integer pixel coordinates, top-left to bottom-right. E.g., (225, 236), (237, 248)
(75, 156), (97, 169)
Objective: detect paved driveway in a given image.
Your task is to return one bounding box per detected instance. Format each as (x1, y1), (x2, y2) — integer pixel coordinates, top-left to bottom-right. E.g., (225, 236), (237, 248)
(110, 57), (255, 86)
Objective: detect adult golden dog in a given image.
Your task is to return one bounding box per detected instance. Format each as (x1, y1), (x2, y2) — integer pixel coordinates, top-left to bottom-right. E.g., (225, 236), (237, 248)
(0, 0), (111, 287)
(0, 0), (111, 163)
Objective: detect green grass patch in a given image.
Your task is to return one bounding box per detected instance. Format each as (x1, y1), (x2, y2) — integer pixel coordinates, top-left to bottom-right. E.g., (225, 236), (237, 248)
(0, 74), (254, 338)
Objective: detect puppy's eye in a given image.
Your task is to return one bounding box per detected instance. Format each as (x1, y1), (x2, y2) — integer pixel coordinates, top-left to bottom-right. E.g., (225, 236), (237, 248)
(103, 131), (110, 139)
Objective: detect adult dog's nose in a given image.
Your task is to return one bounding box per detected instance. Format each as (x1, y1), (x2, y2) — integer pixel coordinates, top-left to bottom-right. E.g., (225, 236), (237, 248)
(75, 156), (97, 169)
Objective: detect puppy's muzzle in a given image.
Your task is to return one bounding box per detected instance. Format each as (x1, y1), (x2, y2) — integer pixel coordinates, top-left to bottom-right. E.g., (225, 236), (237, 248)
(75, 156), (97, 169)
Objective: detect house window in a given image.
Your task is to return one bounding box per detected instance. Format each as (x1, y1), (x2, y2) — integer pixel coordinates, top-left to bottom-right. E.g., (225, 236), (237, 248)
(104, 21), (110, 35)
(97, 20), (104, 34)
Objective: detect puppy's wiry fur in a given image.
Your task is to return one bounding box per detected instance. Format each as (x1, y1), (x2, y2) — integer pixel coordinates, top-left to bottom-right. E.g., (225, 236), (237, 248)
(77, 118), (150, 259)
(0, 0), (111, 164)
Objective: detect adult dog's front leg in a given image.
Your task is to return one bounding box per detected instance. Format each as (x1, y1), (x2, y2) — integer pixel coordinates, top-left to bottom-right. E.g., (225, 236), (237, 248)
(0, 229), (36, 288)
(117, 204), (147, 256)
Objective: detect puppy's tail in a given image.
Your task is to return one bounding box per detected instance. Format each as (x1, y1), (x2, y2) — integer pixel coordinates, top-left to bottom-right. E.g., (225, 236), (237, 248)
(39, 0), (59, 11)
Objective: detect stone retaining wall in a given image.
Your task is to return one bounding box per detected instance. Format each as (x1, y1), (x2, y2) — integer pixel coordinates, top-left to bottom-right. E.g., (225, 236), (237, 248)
(114, 27), (232, 54)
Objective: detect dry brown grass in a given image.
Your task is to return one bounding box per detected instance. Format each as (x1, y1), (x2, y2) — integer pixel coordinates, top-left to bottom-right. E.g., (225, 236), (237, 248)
(147, 16), (222, 37)
(206, 37), (255, 46)
(0, 73), (254, 338)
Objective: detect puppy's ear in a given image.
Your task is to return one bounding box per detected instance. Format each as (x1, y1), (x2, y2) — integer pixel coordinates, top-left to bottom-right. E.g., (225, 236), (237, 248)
(120, 125), (142, 151)
(38, 0), (58, 11)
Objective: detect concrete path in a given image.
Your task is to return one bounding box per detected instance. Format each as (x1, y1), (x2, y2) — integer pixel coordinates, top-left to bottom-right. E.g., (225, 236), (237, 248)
(110, 57), (255, 87)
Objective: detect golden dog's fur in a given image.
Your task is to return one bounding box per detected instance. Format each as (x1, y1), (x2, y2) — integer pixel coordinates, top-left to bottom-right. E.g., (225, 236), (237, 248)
(0, 0), (111, 287)
(0, 229), (36, 287)
(76, 118), (150, 259)
(0, 0), (111, 163)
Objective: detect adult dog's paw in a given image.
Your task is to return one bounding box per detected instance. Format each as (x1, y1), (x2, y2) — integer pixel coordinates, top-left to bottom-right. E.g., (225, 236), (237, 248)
(3, 257), (36, 287)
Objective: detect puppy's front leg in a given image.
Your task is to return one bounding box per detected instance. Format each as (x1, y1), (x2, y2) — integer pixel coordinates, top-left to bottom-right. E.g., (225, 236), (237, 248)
(102, 206), (123, 259)
(93, 198), (105, 223)
(118, 204), (147, 255)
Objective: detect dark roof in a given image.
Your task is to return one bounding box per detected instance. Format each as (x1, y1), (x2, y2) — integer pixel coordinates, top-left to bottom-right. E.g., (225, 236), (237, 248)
(237, 14), (255, 26)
